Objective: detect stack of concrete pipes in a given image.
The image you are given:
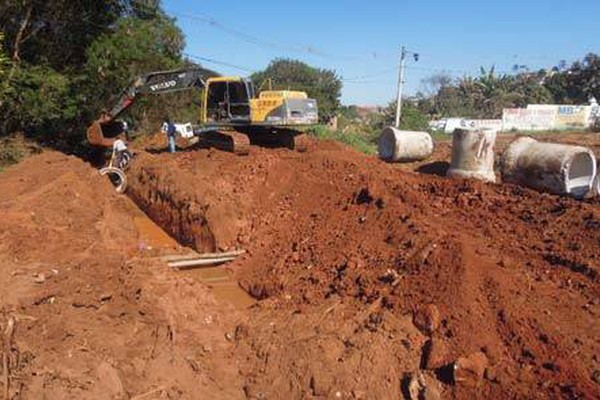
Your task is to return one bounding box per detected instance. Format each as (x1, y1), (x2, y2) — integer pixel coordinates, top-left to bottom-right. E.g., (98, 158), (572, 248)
(378, 126), (599, 199)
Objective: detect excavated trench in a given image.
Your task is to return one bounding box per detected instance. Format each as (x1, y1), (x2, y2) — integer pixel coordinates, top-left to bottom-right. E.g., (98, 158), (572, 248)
(120, 157), (255, 308)
(126, 164), (218, 253)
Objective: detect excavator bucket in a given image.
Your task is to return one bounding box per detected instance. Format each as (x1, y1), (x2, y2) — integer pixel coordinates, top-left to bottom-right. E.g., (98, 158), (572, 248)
(87, 119), (124, 148)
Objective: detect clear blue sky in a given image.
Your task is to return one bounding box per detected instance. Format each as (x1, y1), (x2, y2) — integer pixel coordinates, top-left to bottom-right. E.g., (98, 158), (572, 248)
(163, 0), (600, 105)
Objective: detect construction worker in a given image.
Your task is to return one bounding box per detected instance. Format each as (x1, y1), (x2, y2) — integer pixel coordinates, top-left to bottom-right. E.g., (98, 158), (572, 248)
(161, 117), (177, 153)
(112, 138), (132, 170)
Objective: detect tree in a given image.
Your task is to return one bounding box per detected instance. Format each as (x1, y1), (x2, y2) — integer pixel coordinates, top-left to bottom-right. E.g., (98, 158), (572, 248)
(1, 65), (77, 137)
(251, 59), (342, 121)
(420, 73), (454, 98)
(544, 53), (600, 104)
(0, 31), (8, 78)
(543, 70), (571, 104)
(374, 99), (429, 132)
(0, 31), (11, 113)
(0, 0), (191, 149)
(421, 66), (553, 119)
(0, 0), (126, 75)
(576, 53), (600, 101)
(82, 14), (186, 133)
(84, 15), (184, 103)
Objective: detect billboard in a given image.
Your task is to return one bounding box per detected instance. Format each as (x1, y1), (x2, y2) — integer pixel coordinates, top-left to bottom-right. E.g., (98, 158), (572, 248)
(526, 104), (593, 130)
(439, 118), (502, 134)
(502, 108), (556, 131)
(555, 106), (591, 129)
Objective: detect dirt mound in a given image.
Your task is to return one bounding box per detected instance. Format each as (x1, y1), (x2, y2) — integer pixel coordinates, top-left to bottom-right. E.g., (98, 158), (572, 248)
(0, 152), (245, 399)
(3, 132), (600, 399)
(125, 136), (600, 399)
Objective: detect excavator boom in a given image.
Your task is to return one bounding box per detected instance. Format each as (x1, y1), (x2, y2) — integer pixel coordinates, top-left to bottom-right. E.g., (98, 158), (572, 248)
(87, 67), (219, 147)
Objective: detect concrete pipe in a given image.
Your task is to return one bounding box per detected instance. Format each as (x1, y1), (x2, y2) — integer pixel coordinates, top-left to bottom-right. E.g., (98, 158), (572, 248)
(594, 171), (600, 197)
(500, 137), (596, 199)
(446, 129), (497, 182)
(99, 166), (127, 194)
(378, 127), (433, 163)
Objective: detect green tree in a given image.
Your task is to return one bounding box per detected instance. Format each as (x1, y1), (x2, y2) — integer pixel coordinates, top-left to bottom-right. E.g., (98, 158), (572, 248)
(544, 53), (600, 104)
(251, 58), (342, 121)
(422, 66), (553, 119)
(0, 0), (191, 149)
(375, 99), (429, 132)
(82, 15), (186, 133)
(0, 31), (8, 78)
(84, 15), (184, 103)
(0, 0), (126, 75)
(1, 64), (77, 139)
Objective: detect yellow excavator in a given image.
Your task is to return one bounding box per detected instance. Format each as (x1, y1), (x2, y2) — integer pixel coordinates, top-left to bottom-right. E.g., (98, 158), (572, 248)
(87, 67), (318, 155)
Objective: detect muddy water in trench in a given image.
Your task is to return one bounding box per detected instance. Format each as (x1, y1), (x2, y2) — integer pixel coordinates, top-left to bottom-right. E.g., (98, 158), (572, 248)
(132, 211), (255, 309)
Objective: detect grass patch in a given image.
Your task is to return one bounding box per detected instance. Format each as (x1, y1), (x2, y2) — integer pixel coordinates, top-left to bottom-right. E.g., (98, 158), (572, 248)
(0, 134), (42, 168)
(308, 125), (378, 155)
(430, 130), (451, 141)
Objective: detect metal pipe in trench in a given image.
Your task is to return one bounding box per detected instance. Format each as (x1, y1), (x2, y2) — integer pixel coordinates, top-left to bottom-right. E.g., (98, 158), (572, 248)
(168, 256), (237, 269)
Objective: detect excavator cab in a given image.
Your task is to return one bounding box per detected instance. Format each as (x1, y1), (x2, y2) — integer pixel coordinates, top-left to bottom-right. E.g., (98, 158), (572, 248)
(204, 77), (255, 123)
(202, 76), (318, 128)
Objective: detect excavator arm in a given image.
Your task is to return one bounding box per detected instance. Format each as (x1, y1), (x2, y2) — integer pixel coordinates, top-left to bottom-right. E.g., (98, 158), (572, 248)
(87, 67), (220, 147)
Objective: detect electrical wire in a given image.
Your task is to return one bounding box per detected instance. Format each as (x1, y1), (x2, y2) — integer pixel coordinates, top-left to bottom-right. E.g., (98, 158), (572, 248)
(169, 9), (349, 61)
(136, 1), (574, 87)
(183, 52), (255, 73)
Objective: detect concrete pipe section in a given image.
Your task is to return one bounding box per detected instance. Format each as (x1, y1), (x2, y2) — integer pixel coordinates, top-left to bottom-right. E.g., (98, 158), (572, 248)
(594, 171), (600, 197)
(378, 127), (433, 163)
(99, 166), (127, 194)
(501, 137), (597, 199)
(447, 129), (497, 182)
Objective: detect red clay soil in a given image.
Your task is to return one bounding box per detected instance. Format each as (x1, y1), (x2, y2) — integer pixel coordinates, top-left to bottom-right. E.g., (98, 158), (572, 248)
(0, 152), (246, 399)
(2, 132), (600, 399)
(123, 135), (600, 399)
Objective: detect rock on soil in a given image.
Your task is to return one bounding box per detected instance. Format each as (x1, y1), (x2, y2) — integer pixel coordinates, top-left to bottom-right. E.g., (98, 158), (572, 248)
(413, 304), (441, 335)
(454, 351), (489, 387)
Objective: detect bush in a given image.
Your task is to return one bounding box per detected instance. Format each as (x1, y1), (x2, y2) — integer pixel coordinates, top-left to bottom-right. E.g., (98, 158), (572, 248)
(0, 133), (42, 167)
(399, 106), (430, 132)
(0, 64), (77, 138)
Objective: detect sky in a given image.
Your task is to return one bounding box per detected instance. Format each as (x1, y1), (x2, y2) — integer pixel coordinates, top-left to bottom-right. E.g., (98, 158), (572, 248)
(163, 0), (600, 106)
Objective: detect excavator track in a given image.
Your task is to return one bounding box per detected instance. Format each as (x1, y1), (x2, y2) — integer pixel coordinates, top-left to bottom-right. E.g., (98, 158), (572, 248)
(247, 129), (310, 152)
(199, 130), (250, 155)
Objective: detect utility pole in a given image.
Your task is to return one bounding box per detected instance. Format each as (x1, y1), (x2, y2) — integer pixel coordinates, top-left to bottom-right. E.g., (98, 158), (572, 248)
(394, 46), (407, 128)
(394, 45), (419, 128)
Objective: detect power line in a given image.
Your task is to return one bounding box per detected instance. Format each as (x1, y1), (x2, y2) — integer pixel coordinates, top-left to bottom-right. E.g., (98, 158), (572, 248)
(183, 52), (255, 73)
(169, 9), (348, 61)
(140, 1), (579, 80)
(341, 67), (398, 82)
